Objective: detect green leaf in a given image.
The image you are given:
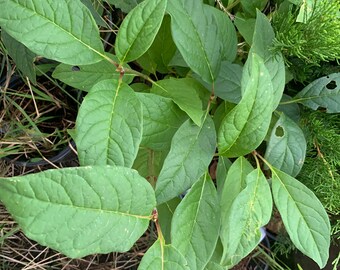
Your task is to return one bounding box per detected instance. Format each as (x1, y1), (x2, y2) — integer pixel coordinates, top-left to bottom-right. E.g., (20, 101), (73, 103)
(167, 0), (234, 83)
(216, 156), (232, 198)
(0, 0), (105, 65)
(218, 53), (273, 157)
(220, 157), (253, 252)
(157, 197), (181, 244)
(53, 53), (134, 91)
(265, 113), (306, 177)
(105, 0), (141, 13)
(240, 0), (268, 17)
(76, 79), (142, 167)
(277, 94), (301, 122)
(151, 78), (206, 126)
(138, 238), (190, 270)
(221, 168), (272, 267)
(204, 240), (224, 270)
(0, 166), (156, 258)
(296, 0), (315, 23)
(294, 73), (340, 113)
(271, 168), (331, 268)
(80, 0), (106, 27)
(137, 93), (188, 151)
(234, 14), (256, 45)
(155, 117), (216, 204)
(171, 175), (220, 270)
(115, 0), (167, 64)
(1, 30), (36, 84)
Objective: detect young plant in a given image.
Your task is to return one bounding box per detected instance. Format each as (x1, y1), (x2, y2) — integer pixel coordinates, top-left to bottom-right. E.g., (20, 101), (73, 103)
(0, 0), (338, 269)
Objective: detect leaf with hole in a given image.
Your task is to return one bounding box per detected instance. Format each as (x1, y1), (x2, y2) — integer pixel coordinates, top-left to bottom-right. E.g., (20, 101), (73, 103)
(294, 73), (340, 113)
(265, 113), (306, 177)
(115, 0), (167, 64)
(138, 238), (189, 270)
(271, 167), (331, 268)
(171, 175), (220, 270)
(0, 166), (156, 258)
(76, 79), (142, 167)
(0, 0), (105, 65)
(155, 117), (216, 205)
(218, 53), (273, 157)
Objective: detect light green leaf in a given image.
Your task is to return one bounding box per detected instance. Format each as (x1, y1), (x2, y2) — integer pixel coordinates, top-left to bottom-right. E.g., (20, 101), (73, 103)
(171, 175), (220, 270)
(155, 117), (216, 204)
(1, 30), (36, 84)
(76, 79), (142, 167)
(53, 53), (134, 91)
(137, 93), (188, 151)
(138, 238), (190, 270)
(265, 113), (306, 177)
(105, 0), (141, 13)
(271, 168), (331, 268)
(296, 0), (315, 23)
(294, 73), (340, 113)
(0, 0), (105, 65)
(151, 78), (206, 126)
(0, 166), (155, 258)
(221, 168), (272, 267)
(157, 197), (181, 244)
(204, 240), (224, 270)
(115, 0), (167, 64)
(220, 157), (253, 252)
(218, 53), (273, 157)
(167, 0), (233, 83)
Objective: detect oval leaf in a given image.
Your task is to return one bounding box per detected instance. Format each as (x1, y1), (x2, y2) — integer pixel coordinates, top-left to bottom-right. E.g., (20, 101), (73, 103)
(265, 113), (307, 177)
(218, 54), (273, 157)
(139, 238), (189, 270)
(0, 0), (105, 65)
(221, 168), (272, 267)
(271, 168), (331, 268)
(115, 0), (167, 64)
(0, 166), (156, 258)
(76, 79), (142, 167)
(294, 73), (340, 113)
(171, 175), (220, 270)
(155, 117), (216, 205)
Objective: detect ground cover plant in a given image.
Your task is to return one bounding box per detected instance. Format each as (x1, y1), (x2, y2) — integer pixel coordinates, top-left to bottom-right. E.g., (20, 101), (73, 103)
(0, 0), (339, 269)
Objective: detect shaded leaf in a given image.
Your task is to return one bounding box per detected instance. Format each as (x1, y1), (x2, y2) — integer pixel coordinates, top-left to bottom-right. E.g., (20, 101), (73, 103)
(294, 73), (340, 113)
(171, 175), (220, 270)
(115, 0), (167, 64)
(106, 0), (141, 13)
(0, 0), (105, 65)
(76, 79), (142, 167)
(265, 113), (306, 177)
(155, 117), (216, 204)
(271, 168), (331, 268)
(240, 0), (268, 17)
(0, 166), (155, 258)
(139, 238), (189, 270)
(218, 53), (273, 157)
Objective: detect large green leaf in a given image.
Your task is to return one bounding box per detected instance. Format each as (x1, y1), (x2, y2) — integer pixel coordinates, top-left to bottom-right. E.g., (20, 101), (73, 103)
(76, 79), (142, 167)
(151, 78), (206, 126)
(294, 73), (340, 113)
(0, 0), (105, 65)
(115, 0), (167, 64)
(137, 93), (188, 151)
(271, 168), (331, 268)
(155, 117), (216, 204)
(138, 238), (189, 270)
(171, 175), (220, 270)
(204, 240), (224, 270)
(265, 114), (306, 177)
(1, 30), (36, 84)
(167, 0), (235, 83)
(0, 166), (156, 258)
(218, 54), (273, 157)
(52, 54), (134, 91)
(221, 168), (272, 267)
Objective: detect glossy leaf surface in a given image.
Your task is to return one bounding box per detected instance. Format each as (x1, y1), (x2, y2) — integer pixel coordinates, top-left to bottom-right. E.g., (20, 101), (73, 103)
(171, 175), (220, 270)
(76, 79), (142, 167)
(0, 166), (155, 258)
(0, 0), (105, 65)
(155, 117), (216, 204)
(271, 168), (331, 268)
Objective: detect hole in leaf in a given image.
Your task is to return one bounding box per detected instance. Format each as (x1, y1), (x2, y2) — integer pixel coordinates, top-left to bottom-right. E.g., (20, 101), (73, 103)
(275, 126), (284, 137)
(326, 80), (337, 90)
(72, 66), (81, 71)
